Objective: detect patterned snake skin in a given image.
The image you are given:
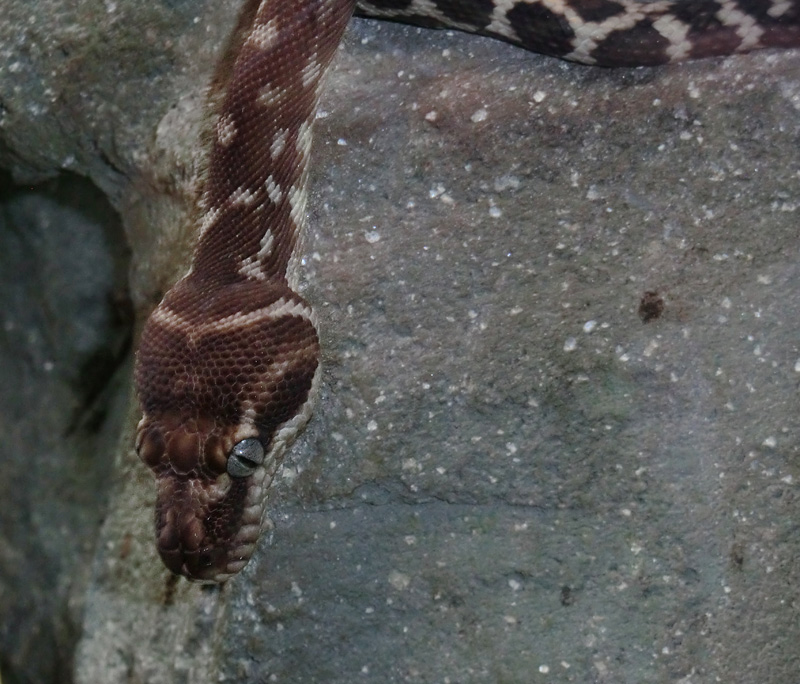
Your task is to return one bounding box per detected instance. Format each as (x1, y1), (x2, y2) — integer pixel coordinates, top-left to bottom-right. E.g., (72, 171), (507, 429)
(134, 0), (800, 582)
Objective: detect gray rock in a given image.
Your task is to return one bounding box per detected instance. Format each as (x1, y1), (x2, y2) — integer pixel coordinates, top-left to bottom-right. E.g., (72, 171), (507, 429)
(0, 173), (130, 683)
(1, 3), (798, 683)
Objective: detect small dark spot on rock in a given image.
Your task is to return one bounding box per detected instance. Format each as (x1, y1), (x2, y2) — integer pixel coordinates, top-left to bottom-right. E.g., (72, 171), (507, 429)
(730, 541), (744, 570)
(560, 585), (575, 606)
(639, 290), (664, 323)
(119, 533), (133, 560)
(162, 573), (180, 606)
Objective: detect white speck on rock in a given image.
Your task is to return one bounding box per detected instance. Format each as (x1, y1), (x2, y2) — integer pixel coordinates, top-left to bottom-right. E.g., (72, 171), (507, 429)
(494, 175), (521, 192)
(643, 339), (659, 357)
(388, 570), (411, 591)
(471, 107), (488, 123)
(586, 185), (601, 200)
(429, 184), (446, 199)
(563, 337), (577, 352)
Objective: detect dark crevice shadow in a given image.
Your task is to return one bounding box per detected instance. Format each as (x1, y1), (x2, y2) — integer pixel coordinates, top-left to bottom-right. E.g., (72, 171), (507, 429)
(0, 170), (133, 684)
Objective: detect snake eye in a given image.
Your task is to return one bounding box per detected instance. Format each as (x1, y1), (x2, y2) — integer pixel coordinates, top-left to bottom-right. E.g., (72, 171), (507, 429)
(227, 438), (265, 478)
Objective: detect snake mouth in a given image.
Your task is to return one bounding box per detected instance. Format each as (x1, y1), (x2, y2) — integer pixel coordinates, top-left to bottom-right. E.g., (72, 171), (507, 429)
(155, 507), (259, 583)
(153, 464), (267, 583)
(155, 507), (228, 582)
(157, 541), (256, 583)
(158, 544), (231, 583)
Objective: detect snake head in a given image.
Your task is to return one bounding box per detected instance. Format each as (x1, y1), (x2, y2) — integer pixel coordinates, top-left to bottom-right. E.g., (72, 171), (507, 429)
(134, 277), (320, 582)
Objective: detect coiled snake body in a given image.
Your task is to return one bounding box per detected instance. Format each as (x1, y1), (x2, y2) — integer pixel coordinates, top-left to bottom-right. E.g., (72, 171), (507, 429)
(134, 0), (800, 582)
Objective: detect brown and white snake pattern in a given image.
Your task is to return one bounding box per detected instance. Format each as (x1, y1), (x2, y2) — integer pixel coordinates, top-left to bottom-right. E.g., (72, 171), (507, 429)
(134, 0), (800, 582)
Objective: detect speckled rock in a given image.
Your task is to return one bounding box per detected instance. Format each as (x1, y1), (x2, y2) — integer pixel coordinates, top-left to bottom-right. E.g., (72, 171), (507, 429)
(1, 3), (798, 683)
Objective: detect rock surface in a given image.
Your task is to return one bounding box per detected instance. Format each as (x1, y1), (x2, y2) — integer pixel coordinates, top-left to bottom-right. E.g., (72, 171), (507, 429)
(1, 2), (798, 683)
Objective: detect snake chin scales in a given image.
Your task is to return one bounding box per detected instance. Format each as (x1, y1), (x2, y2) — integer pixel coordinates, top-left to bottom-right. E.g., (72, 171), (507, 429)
(136, 417), (273, 583)
(135, 0), (799, 582)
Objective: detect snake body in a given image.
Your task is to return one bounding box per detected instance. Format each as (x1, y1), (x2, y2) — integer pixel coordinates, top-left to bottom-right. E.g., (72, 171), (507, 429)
(134, 0), (800, 582)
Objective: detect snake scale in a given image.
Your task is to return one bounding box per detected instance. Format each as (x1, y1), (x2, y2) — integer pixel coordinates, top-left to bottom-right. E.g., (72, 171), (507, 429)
(134, 0), (800, 582)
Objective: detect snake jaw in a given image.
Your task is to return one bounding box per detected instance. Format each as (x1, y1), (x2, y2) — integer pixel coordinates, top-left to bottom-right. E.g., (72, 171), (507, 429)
(153, 467), (271, 583)
(137, 418), (276, 583)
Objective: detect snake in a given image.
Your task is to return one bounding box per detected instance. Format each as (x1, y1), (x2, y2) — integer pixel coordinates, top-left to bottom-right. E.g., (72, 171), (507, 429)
(133, 0), (800, 582)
